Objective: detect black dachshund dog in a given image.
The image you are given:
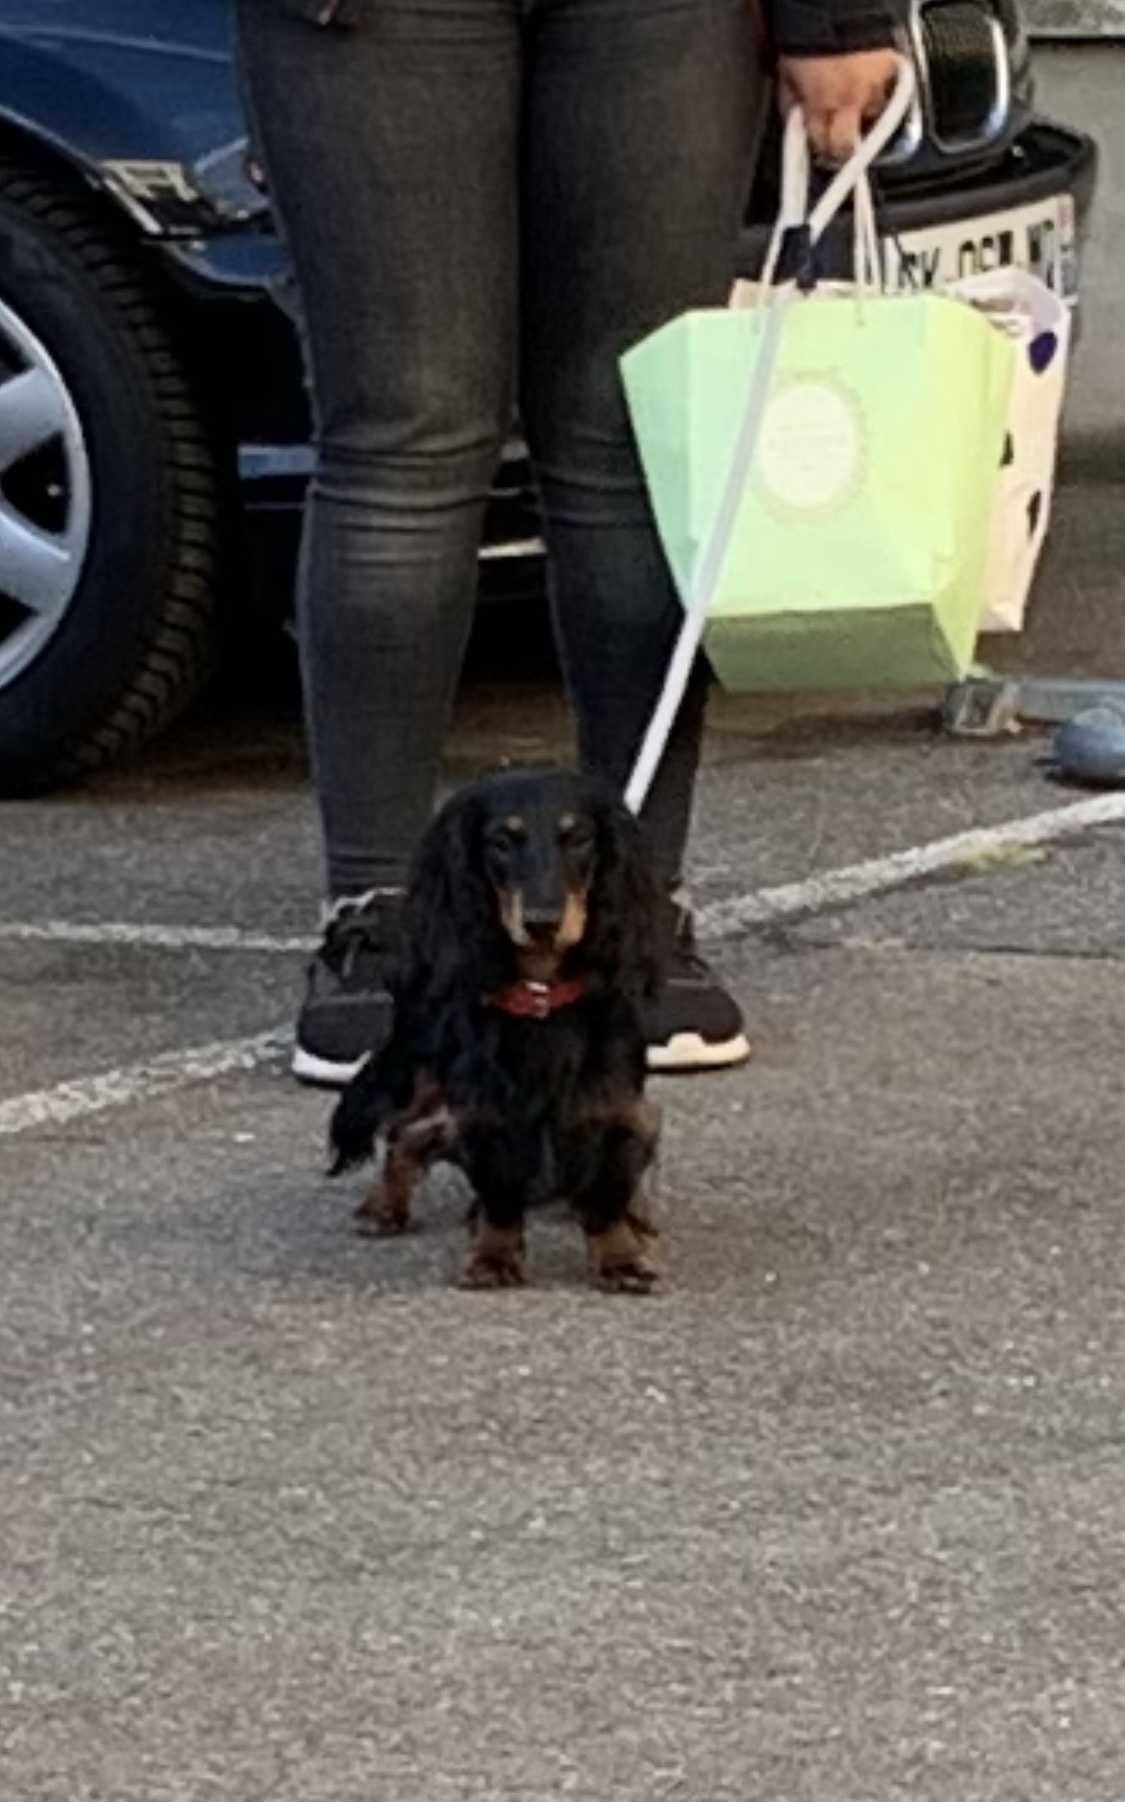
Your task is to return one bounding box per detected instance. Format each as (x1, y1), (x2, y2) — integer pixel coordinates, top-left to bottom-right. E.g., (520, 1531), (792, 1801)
(328, 767), (663, 1292)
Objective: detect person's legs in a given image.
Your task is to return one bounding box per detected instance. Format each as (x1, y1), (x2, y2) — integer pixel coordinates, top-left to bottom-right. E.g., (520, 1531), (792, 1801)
(521, 0), (767, 1068)
(234, 0), (520, 1080)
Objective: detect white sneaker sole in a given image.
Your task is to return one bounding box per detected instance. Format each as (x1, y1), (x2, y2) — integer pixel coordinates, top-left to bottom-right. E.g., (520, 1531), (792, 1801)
(296, 1033), (750, 1084)
(291, 1044), (370, 1088)
(646, 1031), (752, 1074)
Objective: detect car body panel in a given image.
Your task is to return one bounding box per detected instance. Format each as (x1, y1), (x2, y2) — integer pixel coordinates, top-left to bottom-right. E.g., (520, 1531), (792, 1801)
(0, 1), (265, 233)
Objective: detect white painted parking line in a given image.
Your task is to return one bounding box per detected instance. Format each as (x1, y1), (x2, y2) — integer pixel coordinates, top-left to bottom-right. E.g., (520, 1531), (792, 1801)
(0, 1028), (290, 1138)
(0, 790), (1119, 965)
(2, 790), (1123, 1139)
(1, 792), (1123, 963)
(695, 790), (1125, 939)
(0, 921), (313, 953)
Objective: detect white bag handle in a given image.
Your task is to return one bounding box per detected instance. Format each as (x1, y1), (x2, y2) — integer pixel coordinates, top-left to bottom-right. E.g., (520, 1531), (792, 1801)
(759, 136), (887, 303)
(852, 172), (885, 295)
(756, 59), (914, 304)
(758, 111), (813, 293)
(624, 59), (916, 816)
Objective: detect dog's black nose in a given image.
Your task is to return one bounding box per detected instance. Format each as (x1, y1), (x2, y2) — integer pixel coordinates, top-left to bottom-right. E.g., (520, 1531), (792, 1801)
(523, 911), (564, 945)
(522, 905), (564, 930)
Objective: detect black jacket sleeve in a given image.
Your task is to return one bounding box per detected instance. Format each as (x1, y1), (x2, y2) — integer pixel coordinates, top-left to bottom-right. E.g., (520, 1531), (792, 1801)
(768, 0), (899, 56)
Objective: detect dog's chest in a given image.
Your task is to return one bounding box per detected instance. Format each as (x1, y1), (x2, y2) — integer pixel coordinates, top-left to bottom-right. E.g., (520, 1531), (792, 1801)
(490, 1014), (590, 1197)
(491, 1009), (588, 1095)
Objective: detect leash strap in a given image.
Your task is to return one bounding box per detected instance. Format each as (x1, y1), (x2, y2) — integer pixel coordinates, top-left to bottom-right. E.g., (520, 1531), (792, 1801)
(622, 57), (917, 817)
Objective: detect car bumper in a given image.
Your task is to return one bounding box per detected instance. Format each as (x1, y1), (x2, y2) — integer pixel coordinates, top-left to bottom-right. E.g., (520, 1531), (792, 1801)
(736, 120), (1097, 281)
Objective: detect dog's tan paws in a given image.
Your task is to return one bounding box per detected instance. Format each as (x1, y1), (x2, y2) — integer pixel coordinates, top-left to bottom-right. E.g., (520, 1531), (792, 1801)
(354, 1189), (411, 1238)
(460, 1222), (527, 1289)
(460, 1246), (528, 1289)
(355, 1214), (411, 1239)
(587, 1220), (660, 1295)
(594, 1254), (659, 1295)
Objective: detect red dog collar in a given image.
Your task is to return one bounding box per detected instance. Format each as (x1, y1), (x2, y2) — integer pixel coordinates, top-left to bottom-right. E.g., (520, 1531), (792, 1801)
(485, 976), (587, 1020)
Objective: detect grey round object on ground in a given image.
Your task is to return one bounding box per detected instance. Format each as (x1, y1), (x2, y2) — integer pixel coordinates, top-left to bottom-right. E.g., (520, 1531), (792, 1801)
(1052, 705), (1125, 787)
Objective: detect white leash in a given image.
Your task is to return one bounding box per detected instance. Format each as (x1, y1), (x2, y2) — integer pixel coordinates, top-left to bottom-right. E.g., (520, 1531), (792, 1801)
(623, 57), (917, 815)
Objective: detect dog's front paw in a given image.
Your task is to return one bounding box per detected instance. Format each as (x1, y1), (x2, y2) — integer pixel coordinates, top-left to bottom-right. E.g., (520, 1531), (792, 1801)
(587, 1219), (660, 1295)
(460, 1222), (527, 1290)
(354, 1183), (411, 1237)
(595, 1255), (659, 1295)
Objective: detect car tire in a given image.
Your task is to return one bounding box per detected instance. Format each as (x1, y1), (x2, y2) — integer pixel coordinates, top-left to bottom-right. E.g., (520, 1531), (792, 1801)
(0, 162), (218, 794)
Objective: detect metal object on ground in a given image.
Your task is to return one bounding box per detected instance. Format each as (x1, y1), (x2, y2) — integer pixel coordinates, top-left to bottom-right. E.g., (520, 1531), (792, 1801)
(944, 673), (1125, 737)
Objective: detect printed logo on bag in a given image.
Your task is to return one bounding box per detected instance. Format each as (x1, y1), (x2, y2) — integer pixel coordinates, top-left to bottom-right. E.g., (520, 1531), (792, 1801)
(755, 375), (866, 519)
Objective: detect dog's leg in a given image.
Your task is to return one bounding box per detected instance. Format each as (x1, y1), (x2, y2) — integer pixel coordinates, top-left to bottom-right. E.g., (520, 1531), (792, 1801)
(354, 1107), (457, 1238)
(567, 1104), (661, 1295)
(457, 1125), (534, 1289)
(353, 1133), (416, 1238)
(462, 1215), (527, 1289)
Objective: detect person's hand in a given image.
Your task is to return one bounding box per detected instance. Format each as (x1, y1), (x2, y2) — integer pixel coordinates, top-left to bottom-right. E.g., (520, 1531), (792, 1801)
(777, 50), (902, 162)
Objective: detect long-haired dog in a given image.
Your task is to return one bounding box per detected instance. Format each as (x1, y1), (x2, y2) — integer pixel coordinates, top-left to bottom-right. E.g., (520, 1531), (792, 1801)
(328, 767), (663, 1292)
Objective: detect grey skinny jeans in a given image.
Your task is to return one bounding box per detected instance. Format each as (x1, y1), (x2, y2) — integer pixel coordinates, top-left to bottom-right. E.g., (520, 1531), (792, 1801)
(235, 0), (766, 897)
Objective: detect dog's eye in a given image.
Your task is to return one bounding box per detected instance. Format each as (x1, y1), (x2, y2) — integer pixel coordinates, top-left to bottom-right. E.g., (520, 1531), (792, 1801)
(487, 816), (525, 856)
(557, 813), (591, 844)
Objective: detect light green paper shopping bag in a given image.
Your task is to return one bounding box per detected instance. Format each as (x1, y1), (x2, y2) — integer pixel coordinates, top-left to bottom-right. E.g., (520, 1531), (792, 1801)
(621, 288), (1014, 693)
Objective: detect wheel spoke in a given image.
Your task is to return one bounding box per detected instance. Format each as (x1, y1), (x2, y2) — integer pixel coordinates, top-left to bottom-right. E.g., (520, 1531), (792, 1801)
(0, 366), (67, 473)
(0, 501), (76, 618)
(0, 297), (92, 686)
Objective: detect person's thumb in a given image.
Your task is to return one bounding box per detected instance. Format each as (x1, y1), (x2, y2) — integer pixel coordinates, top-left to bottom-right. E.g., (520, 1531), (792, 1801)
(825, 104), (862, 162)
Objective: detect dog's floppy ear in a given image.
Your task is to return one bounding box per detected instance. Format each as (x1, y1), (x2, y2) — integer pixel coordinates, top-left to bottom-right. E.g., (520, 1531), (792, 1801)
(395, 783), (498, 1002)
(583, 787), (661, 1004)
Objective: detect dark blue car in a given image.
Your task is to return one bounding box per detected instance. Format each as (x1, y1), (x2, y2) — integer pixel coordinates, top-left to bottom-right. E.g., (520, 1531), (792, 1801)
(0, 0), (1098, 790)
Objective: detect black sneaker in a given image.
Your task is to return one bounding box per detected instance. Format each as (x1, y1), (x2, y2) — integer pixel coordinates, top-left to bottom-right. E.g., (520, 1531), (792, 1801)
(644, 902), (751, 1074)
(292, 893), (400, 1088)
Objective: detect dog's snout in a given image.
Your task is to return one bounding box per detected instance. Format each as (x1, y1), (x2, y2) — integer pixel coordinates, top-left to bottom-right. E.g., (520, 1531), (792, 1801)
(522, 903), (565, 932)
(510, 897), (565, 949)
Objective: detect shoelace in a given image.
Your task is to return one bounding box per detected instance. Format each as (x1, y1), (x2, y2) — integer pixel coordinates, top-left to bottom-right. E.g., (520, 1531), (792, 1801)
(324, 906), (396, 980)
(668, 936), (711, 981)
(663, 906), (711, 982)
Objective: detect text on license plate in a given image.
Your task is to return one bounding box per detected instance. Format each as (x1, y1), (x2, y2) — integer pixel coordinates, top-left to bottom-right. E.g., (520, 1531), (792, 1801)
(885, 196), (1077, 300)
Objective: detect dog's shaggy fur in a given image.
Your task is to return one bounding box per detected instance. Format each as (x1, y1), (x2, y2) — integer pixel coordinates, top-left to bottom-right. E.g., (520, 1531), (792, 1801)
(329, 767), (663, 1291)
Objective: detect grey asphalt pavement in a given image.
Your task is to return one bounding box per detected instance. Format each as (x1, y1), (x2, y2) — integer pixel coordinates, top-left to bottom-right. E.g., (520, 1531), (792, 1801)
(3, 476), (1125, 1801)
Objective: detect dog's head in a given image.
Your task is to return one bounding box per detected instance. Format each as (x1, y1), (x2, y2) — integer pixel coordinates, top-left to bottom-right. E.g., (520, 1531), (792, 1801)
(480, 773), (600, 969)
(397, 768), (660, 1003)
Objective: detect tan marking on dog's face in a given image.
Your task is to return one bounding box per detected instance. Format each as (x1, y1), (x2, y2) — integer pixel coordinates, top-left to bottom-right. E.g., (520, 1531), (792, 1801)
(501, 886), (588, 962)
(498, 887), (530, 947)
(554, 888), (589, 951)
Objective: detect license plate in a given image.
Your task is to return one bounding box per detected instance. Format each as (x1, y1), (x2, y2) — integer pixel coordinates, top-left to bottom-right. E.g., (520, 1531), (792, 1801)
(884, 194), (1078, 300)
